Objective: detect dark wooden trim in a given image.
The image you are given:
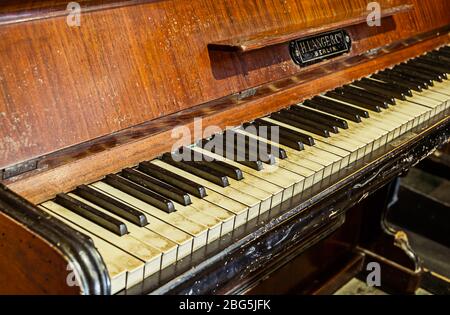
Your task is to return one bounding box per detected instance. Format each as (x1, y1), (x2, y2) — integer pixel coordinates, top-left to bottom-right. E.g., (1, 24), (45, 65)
(0, 183), (111, 294)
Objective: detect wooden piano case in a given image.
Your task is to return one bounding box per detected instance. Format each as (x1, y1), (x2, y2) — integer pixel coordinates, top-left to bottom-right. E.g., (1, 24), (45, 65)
(0, 0), (449, 294)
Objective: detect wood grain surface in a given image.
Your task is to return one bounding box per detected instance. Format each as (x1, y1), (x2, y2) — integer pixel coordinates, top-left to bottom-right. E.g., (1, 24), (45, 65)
(7, 30), (450, 204)
(0, 0), (449, 171)
(0, 210), (80, 294)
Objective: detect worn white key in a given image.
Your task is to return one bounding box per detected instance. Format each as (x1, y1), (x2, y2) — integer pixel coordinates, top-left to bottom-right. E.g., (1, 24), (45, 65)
(263, 115), (361, 164)
(237, 126), (340, 177)
(319, 96), (402, 150)
(152, 159), (254, 226)
(311, 101), (391, 153)
(188, 196), (236, 235)
(113, 174), (224, 243)
(154, 159), (264, 220)
(263, 116), (365, 163)
(234, 129), (320, 187)
(92, 181), (209, 251)
(191, 148), (286, 207)
(40, 201), (162, 279)
(191, 147), (304, 201)
(68, 193), (178, 269)
(89, 183), (192, 259)
(39, 205), (145, 293)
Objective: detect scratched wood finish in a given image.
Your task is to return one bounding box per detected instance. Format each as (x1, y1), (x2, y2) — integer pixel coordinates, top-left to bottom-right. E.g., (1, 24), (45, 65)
(0, 0), (149, 25)
(208, 4), (413, 52)
(0, 0), (449, 171)
(8, 31), (450, 204)
(0, 211), (80, 294)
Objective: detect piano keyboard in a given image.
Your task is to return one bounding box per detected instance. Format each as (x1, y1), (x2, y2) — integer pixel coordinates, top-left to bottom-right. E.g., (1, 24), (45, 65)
(38, 47), (450, 294)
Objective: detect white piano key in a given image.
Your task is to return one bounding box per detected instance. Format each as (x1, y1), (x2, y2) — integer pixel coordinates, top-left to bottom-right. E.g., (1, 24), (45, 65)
(40, 201), (162, 279)
(39, 205), (144, 293)
(68, 193), (179, 269)
(263, 116), (365, 162)
(90, 182), (193, 259)
(153, 160), (264, 221)
(187, 196), (236, 235)
(92, 181), (209, 251)
(152, 159), (254, 226)
(191, 147), (303, 201)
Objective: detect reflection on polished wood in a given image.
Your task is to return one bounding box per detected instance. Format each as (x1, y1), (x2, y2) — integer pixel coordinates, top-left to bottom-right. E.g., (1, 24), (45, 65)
(0, 0), (449, 172)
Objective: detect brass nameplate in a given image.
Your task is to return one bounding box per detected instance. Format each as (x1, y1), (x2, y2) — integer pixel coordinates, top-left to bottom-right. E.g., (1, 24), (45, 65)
(289, 30), (352, 67)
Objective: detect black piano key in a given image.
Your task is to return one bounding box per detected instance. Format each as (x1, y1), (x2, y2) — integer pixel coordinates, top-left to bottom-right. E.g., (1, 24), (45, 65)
(198, 159), (244, 180)
(422, 54), (450, 66)
(407, 60), (449, 76)
(408, 60), (449, 79)
(350, 80), (404, 101)
(222, 131), (276, 164)
(243, 122), (305, 151)
(55, 193), (128, 236)
(326, 91), (382, 112)
(74, 185), (148, 227)
(121, 168), (192, 206)
(379, 69), (429, 89)
(389, 67), (435, 86)
(436, 48), (450, 58)
(398, 63), (444, 82)
(138, 161), (207, 198)
(371, 73), (423, 92)
(249, 140), (288, 159)
(425, 51), (450, 64)
(161, 153), (229, 187)
(353, 79), (407, 100)
(303, 99), (362, 123)
(362, 77), (413, 97)
(253, 118), (315, 146)
(287, 106), (344, 131)
(201, 138), (264, 171)
(288, 106), (349, 129)
(315, 96), (370, 118)
(105, 174), (176, 213)
(340, 85), (396, 105)
(179, 147), (245, 180)
(428, 49), (450, 57)
(271, 111), (331, 137)
(283, 108), (340, 133)
(337, 85), (393, 106)
(415, 57), (450, 73)
(236, 132), (283, 161)
(205, 160), (244, 180)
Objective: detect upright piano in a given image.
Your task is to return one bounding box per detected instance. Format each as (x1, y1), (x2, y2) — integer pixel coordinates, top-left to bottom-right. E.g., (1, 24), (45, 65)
(0, 0), (449, 294)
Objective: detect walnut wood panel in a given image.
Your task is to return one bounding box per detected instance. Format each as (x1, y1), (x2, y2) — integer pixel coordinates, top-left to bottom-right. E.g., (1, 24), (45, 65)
(7, 31), (450, 204)
(209, 3), (413, 52)
(0, 211), (80, 294)
(0, 0), (449, 170)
